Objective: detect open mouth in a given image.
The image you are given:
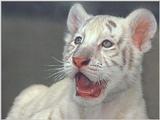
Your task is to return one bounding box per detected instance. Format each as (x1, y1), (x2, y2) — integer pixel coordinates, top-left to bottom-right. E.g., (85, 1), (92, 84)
(75, 72), (107, 98)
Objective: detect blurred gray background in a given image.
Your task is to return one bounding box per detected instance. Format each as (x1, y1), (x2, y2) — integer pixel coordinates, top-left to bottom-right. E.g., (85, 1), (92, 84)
(2, 2), (159, 119)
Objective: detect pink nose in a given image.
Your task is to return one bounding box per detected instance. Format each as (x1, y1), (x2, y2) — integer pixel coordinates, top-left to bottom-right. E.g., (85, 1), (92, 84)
(72, 57), (90, 68)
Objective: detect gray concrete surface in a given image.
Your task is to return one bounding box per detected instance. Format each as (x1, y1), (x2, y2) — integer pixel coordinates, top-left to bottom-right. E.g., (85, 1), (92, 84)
(2, 2), (159, 119)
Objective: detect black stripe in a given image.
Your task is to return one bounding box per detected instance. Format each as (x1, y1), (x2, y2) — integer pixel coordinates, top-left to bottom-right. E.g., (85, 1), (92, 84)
(128, 48), (134, 70)
(111, 59), (123, 70)
(122, 48), (127, 65)
(106, 23), (112, 32)
(108, 20), (117, 28)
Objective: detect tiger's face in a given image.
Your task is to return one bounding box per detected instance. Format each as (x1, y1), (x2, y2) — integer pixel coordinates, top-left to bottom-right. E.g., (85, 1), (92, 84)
(63, 4), (157, 106)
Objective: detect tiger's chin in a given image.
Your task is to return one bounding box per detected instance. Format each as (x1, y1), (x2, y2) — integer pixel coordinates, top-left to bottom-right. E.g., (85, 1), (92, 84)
(72, 72), (108, 106)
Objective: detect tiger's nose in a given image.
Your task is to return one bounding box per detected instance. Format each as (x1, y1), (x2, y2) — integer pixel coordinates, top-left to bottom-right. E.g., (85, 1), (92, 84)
(72, 57), (90, 68)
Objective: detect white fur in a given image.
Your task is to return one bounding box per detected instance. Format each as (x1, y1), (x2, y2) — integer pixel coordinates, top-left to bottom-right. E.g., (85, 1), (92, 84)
(6, 4), (157, 119)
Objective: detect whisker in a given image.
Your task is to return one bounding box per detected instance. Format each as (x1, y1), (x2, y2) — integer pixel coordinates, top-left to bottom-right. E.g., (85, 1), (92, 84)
(51, 67), (65, 70)
(45, 67), (64, 71)
(53, 73), (64, 82)
(45, 64), (64, 67)
(47, 66), (72, 79)
(45, 64), (71, 70)
(55, 73), (65, 81)
(59, 74), (65, 79)
(53, 68), (72, 81)
(47, 70), (65, 79)
(44, 55), (72, 81)
(51, 56), (65, 64)
(44, 64), (71, 72)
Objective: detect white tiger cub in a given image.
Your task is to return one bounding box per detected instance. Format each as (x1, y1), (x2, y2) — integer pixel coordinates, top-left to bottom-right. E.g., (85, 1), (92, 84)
(7, 4), (157, 119)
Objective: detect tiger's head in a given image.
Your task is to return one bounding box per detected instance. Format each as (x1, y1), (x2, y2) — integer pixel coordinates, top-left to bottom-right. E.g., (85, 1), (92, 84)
(63, 4), (157, 106)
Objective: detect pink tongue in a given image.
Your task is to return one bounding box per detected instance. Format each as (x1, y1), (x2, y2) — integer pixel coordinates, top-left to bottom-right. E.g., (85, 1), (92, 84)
(75, 73), (102, 98)
(77, 73), (92, 89)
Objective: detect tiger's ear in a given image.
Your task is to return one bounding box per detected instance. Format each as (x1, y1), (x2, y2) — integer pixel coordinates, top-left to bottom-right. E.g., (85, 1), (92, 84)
(67, 4), (90, 33)
(126, 9), (157, 53)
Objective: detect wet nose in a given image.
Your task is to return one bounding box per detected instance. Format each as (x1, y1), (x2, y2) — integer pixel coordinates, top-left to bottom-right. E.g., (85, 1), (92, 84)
(72, 57), (90, 68)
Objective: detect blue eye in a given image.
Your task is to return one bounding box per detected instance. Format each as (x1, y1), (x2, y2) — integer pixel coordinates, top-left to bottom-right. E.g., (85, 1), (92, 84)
(74, 36), (82, 45)
(102, 39), (113, 48)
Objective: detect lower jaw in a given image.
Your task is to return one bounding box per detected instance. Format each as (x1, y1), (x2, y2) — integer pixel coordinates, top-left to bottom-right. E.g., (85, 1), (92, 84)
(72, 85), (108, 106)
(75, 88), (104, 99)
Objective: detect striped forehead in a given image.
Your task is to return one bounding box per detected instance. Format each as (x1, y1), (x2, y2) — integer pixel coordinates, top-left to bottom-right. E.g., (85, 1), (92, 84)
(83, 16), (117, 38)
(84, 17), (107, 35)
(81, 16), (120, 44)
